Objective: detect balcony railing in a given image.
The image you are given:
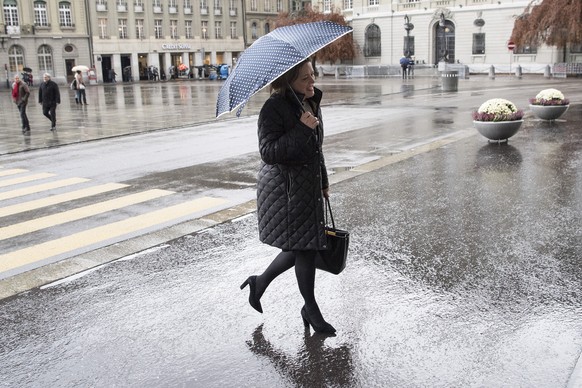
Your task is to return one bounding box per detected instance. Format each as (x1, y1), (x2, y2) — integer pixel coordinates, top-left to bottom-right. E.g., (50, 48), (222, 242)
(229, 7), (237, 15)
(153, 5), (163, 12)
(169, 6), (178, 13)
(214, 7), (222, 15)
(200, 7), (208, 14)
(96, 3), (107, 11)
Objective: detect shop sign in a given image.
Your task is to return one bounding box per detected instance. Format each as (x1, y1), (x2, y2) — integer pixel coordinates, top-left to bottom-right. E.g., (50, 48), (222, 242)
(161, 43), (192, 50)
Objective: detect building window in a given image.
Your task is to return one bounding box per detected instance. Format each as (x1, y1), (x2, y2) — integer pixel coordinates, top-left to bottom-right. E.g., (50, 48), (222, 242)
(201, 20), (208, 39)
(170, 20), (178, 38)
(264, 0), (271, 12)
(38, 44), (53, 73)
(571, 43), (582, 53)
(184, 0), (192, 7)
(136, 19), (144, 39)
(472, 33), (485, 55)
(185, 20), (192, 38)
(118, 19), (128, 38)
(251, 22), (257, 39)
(250, 0), (257, 11)
(514, 45), (537, 54)
(98, 18), (107, 38)
(169, 0), (177, 7)
(364, 23), (380, 57)
(4, 0), (19, 26)
(8, 45), (24, 73)
(404, 36), (414, 56)
(230, 21), (236, 38)
(323, 0), (331, 12)
(154, 19), (163, 39)
(368, 0), (379, 6)
(59, 2), (72, 27)
(34, 1), (49, 27)
(200, 0), (207, 10)
(343, 0), (352, 9)
(276, 0), (283, 11)
(215, 21), (222, 38)
(264, 22), (270, 34)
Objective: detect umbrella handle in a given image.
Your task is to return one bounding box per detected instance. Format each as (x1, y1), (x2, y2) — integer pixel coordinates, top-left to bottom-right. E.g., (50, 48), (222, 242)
(287, 83), (305, 113)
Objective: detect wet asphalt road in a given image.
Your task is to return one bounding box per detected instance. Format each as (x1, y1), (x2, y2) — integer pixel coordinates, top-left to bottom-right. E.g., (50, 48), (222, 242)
(0, 76), (581, 387)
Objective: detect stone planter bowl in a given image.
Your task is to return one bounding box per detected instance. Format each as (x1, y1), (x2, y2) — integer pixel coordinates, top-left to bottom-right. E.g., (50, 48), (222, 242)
(473, 120), (524, 142)
(529, 104), (569, 121)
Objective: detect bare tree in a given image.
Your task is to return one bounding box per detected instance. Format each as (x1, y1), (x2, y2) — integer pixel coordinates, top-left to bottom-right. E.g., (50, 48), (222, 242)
(511, 0), (582, 60)
(274, 8), (357, 65)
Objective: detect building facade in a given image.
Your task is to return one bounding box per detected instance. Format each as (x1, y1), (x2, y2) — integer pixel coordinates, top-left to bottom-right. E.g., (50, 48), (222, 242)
(342, 0), (582, 73)
(88, 0), (248, 82)
(0, 0), (91, 85)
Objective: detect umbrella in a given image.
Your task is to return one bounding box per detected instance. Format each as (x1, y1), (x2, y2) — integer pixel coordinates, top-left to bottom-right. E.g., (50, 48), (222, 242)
(23, 67), (32, 73)
(72, 65), (90, 72)
(216, 21), (352, 118)
(178, 63), (188, 71)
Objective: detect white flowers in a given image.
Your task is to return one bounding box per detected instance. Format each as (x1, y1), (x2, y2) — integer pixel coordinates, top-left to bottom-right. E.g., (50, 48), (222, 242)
(472, 98), (524, 122)
(478, 98), (519, 116)
(535, 88), (564, 101)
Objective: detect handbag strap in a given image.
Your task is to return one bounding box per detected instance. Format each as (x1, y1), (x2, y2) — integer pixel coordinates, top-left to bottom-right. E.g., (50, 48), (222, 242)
(324, 197), (336, 229)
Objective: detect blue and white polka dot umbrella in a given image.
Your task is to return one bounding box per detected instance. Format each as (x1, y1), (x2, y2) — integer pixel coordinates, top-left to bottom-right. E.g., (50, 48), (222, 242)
(216, 21), (352, 118)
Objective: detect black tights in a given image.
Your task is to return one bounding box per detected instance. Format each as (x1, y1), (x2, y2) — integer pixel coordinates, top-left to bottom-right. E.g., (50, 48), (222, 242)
(256, 250), (318, 308)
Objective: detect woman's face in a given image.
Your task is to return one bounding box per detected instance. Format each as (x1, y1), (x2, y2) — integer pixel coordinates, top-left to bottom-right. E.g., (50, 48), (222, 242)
(290, 62), (315, 99)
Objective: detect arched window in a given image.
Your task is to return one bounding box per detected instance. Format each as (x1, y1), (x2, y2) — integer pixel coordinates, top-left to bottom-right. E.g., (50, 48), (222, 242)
(38, 44), (53, 73)
(3, 0), (19, 26)
(59, 1), (72, 27)
(364, 24), (381, 57)
(264, 22), (270, 35)
(34, 1), (49, 27)
(251, 22), (257, 39)
(8, 45), (25, 73)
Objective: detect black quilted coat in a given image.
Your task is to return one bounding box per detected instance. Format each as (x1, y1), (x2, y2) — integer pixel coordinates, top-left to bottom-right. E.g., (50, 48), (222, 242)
(256, 87), (329, 251)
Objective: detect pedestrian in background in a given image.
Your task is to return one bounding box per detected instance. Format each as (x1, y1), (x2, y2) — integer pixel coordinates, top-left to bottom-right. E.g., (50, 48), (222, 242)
(75, 70), (87, 105)
(240, 59), (336, 334)
(12, 74), (30, 134)
(38, 73), (60, 131)
(400, 56), (409, 79)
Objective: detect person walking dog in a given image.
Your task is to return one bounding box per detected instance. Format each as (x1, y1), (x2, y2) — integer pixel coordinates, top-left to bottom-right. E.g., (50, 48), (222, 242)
(12, 74), (31, 134)
(240, 59), (336, 334)
(38, 73), (60, 131)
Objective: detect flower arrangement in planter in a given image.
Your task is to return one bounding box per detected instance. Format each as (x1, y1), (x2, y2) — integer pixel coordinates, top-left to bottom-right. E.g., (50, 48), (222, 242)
(472, 98), (524, 122)
(529, 88), (569, 106)
(529, 88), (570, 120)
(472, 98), (524, 142)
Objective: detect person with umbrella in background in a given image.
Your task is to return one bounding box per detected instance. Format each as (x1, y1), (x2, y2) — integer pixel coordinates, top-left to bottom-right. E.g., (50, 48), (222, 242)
(74, 70), (87, 105)
(38, 73), (60, 131)
(240, 58), (336, 334)
(12, 74), (30, 134)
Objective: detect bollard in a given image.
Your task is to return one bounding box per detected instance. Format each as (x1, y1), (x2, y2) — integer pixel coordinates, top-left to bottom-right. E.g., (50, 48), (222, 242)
(489, 65), (495, 79)
(544, 65), (551, 78)
(515, 65), (522, 79)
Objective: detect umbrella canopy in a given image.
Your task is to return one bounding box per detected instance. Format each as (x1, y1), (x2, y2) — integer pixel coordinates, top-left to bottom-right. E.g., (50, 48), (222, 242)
(178, 63), (188, 71)
(23, 67), (32, 73)
(72, 65), (90, 72)
(216, 21), (352, 118)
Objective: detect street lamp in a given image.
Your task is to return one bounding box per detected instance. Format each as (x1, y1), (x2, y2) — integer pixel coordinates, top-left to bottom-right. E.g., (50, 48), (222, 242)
(404, 15), (414, 57)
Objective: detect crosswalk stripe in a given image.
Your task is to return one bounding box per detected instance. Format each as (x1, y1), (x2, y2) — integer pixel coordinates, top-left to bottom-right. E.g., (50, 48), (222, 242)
(0, 169), (28, 177)
(0, 189), (174, 240)
(0, 177), (90, 201)
(0, 197), (228, 273)
(0, 182), (128, 218)
(0, 173), (56, 188)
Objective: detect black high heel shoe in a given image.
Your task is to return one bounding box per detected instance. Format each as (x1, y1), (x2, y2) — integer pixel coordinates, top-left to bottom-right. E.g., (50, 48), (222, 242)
(240, 276), (263, 313)
(301, 305), (336, 334)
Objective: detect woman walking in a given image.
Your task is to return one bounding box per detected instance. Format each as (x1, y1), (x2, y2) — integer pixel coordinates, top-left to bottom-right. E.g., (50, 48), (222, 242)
(241, 59), (335, 334)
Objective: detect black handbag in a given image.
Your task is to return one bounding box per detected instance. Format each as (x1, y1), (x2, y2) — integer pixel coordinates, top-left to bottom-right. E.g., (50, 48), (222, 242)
(316, 198), (349, 275)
